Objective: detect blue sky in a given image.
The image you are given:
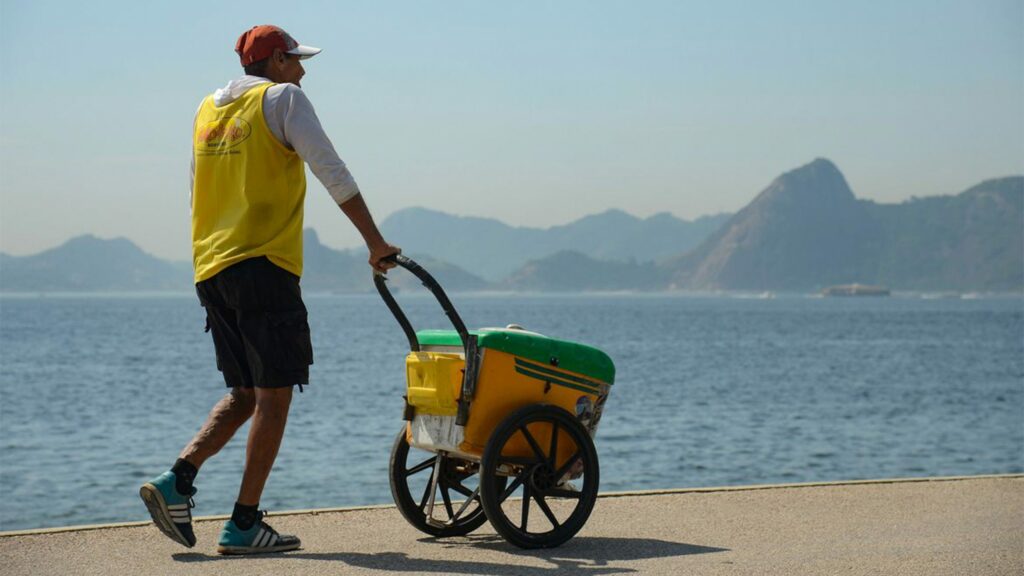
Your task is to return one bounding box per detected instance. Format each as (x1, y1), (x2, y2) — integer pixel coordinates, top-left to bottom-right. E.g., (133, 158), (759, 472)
(1, 0), (1021, 260)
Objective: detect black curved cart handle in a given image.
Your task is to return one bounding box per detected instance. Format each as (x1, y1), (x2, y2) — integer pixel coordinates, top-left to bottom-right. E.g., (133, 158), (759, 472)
(374, 254), (480, 425)
(373, 254), (470, 352)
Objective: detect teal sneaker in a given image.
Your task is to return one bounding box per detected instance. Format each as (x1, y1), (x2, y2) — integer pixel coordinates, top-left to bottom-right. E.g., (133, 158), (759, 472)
(140, 471), (197, 548)
(217, 512), (301, 555)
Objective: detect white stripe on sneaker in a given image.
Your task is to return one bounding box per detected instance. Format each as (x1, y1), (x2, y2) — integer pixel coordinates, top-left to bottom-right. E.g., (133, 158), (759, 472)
(255, 528), (268, 548)
(269, 534), (279, 547)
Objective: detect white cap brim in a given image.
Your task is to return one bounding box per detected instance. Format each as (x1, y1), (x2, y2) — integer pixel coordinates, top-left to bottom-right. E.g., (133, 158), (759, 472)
(287, 44), (321, 60)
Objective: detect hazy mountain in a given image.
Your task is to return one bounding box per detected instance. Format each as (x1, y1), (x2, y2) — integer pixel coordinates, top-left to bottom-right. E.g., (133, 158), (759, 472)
(380, 207), (730, 281)
(0, 235), (190, 292)
(5, 162), (1019, 294)
(667, 159), (1023, 291)
(503, 251), (669, 292)
(0, 230), (488, 294)
(387, 255), (491, 292)
(300, 229), (373, 292)
(860, 177), (1024, 290)
(302, 229), (489, 293)
(668, 159), (867, 290)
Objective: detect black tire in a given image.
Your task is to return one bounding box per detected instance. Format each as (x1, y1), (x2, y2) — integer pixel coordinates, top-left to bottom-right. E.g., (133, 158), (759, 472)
(388, 426), (498, 537)
(479, 404), (599, 549)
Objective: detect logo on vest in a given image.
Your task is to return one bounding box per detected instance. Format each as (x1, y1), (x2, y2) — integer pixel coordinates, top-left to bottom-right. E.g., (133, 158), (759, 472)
(196, 117), (252, 153)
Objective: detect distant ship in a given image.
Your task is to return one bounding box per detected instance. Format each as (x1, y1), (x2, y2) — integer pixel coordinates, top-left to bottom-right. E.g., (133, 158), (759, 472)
(821, 284), (891, 297)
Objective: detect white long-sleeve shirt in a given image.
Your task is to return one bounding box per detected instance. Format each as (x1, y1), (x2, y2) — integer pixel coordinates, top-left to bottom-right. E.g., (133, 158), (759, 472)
(190, 75), (361, 206)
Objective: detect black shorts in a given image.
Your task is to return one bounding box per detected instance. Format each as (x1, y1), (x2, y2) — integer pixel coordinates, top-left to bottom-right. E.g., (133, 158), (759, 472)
(196, 257), (313, 389)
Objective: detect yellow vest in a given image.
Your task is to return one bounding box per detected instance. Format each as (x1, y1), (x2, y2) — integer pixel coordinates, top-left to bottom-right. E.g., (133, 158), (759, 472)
(191, 83), (306, 282)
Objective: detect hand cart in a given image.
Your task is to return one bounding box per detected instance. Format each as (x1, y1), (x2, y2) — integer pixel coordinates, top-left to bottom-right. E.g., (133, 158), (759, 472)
(375, 255), (615, 548)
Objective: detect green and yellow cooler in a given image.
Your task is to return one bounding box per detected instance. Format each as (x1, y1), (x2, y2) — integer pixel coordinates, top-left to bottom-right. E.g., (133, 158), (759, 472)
(404, 328), (615, 461)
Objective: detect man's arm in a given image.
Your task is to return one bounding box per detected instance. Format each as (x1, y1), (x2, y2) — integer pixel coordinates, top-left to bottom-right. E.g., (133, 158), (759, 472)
(338, 193), (401, 272)
(272, 85), (362, 205)
(271, 85), (399, 270)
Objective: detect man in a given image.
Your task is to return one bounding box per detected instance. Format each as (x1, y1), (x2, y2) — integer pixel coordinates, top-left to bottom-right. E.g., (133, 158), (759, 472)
(140, 25), (400, 555)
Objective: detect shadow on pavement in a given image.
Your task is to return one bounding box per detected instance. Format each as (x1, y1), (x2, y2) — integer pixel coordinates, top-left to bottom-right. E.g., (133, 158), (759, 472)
(173, 536), (727, 574)
(438, 535), (729, 564)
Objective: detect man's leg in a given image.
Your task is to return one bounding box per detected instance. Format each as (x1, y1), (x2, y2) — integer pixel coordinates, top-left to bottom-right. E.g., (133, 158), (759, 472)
(180, 387), (256, 468)
(140, 387), (256, 549)
(216, 386), (301, 555)
(237, 386), (293, 505)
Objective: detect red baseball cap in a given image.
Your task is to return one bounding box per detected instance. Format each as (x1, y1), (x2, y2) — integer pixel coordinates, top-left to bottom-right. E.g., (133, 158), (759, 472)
(234, 25), (321, 66)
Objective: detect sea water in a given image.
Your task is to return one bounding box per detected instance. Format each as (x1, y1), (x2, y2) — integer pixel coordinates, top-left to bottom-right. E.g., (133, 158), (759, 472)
(1, 292), (1021, 531)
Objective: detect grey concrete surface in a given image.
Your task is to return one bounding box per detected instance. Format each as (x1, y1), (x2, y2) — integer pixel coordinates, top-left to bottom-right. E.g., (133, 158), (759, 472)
(1, 476), (1021, 575)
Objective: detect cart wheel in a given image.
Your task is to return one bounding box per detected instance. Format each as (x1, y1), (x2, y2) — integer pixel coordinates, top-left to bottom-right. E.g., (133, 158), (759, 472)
(479, 404), (599, 549)
(389, 426), (501, 537)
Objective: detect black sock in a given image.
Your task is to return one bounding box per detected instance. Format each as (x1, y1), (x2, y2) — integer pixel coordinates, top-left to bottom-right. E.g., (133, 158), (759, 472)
(171, 459), (198, 495)
(232, 502), (260, 531)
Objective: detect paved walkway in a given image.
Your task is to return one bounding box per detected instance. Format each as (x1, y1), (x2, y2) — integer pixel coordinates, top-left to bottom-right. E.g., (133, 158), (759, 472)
(1, 475), (1021, 575)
